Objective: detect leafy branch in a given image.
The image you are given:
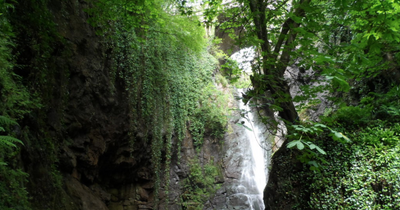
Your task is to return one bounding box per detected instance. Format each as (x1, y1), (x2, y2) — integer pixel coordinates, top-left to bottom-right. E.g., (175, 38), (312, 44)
(287, 121), (351, 170)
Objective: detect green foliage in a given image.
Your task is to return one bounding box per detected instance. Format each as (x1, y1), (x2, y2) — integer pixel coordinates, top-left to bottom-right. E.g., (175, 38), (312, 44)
(0, 1), (67, 209)
(356, 123), (400, 147)
(189, 82), (230, 148)
(4, 1), (71, 208)
(215, 0), (400, 125)
(348, 0), (400, 72)
(0, 1), (34, 119)
(328, 106), (372, 128)
(286, 82), (400, 208)
(325, 85), (400, 129)
(181, 158), (221, 209)
(233, 74), (252, 89)
(287, 122), (350, 170)
(201, 0), (400, 208)
(308, 123), (400, 209)
(215, 73), (229, 88)
(361, 85), (400, 120)
(0, 135), (23, 149)
(86, 0), (226, 205)
(219, 58), (252, 88)
(86, 0), (206, 53)
(0, 115), (30, 210)
(0, 166), (30, 210)
(0, 116), (22, 162)
(274, 121), (400, 209)
(220, 58), (241, 83)
(10, 0), (67, 107)
(276, 83), (400, 207)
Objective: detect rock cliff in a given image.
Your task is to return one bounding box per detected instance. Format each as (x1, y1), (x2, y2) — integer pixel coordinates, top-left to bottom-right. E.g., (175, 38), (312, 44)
(9, 1), (251, 209)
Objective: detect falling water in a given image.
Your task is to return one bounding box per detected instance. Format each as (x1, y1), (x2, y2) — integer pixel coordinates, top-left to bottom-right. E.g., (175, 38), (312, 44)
(217, 48), (270, 210)
(218, 90), (271, 210)
(235, 95), (269, 210)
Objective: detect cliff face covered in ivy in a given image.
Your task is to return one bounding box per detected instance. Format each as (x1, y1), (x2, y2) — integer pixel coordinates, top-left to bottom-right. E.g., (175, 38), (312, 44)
(4, 0), (400, 209)
(0, 0), (237, 209)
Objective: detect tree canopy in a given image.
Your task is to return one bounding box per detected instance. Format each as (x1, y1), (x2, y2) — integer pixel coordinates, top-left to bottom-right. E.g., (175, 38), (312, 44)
(196, 0), (400, 128)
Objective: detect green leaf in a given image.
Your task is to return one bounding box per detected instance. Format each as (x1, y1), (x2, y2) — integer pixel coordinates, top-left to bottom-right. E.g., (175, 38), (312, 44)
(297, 141), (305, 150)
(315, 55), (334, 64)
(306, 142), (326, 155)
(326, 75), (351, 92)
(0, 115), (18, 127)
(315, 146), (327, 155)
(308, 161), (319, 168)
(333, 131), (351, 143)
(0, 135), (23, 148)
(287, 141), (297, 148)
(314, 123), (328, 129)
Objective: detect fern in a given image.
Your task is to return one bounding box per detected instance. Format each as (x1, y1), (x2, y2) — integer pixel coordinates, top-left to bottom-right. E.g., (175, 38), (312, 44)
(0, 115), (18, 127)
(0, 115), (24, 196)
(0, 115), (22, 149)
(0, 135), (23, 148)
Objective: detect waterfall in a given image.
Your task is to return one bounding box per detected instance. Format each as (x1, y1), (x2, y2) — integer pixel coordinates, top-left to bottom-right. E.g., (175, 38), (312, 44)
(220, 90), (271, 210)
(213, 48), (271, 210)
(228, 93), (270, 210)
(238, 98), (268, 209)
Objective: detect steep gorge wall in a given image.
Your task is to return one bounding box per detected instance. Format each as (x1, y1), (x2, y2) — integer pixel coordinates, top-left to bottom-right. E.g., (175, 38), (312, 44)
(8, 1), (228, 209)
(15, 0), (139, 209)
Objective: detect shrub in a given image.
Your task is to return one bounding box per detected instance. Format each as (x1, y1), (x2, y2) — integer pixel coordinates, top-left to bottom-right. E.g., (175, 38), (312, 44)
(181, 158), (221, 209)
(330, 106), (372, 127)
(0, 116), (30, 210)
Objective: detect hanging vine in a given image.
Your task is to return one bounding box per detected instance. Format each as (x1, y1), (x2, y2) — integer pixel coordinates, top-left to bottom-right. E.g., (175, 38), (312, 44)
(85, 0), (230, 207)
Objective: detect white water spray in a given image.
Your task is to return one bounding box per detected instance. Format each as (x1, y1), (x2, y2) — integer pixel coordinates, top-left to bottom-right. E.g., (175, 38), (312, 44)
(236, 96), (269, 209)
(220, 48), (270, 210)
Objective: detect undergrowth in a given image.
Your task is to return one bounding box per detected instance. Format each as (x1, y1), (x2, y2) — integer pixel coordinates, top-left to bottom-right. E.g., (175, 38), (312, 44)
(0, 2), (31, 209)
(281, 85), (400, 209)
(181, 157), (221, 210)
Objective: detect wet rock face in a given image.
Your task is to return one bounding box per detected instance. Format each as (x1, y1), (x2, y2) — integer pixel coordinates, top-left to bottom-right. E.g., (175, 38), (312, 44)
(207, 97), (271, 210)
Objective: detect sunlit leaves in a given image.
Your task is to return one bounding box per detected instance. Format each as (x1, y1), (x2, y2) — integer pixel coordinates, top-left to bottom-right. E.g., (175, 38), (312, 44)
(287, 139), (305, 150)
(87, 0), (207, 53)
(331, 130), (351, 143)
(340, 0), (400, 79)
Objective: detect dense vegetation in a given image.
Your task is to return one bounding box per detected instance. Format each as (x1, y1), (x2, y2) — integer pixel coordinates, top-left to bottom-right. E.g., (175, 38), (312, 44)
(0, 1), (33, 209)
(86, 1), (231, 206)
(0, 0), (229, 209)
(193, 0), (400, 209)
(268, 87), (400, 209)
(1, 0), (400, 209)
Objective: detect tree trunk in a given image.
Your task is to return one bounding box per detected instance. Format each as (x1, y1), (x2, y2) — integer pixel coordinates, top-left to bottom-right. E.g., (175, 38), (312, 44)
(247, 0), (311, 126)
